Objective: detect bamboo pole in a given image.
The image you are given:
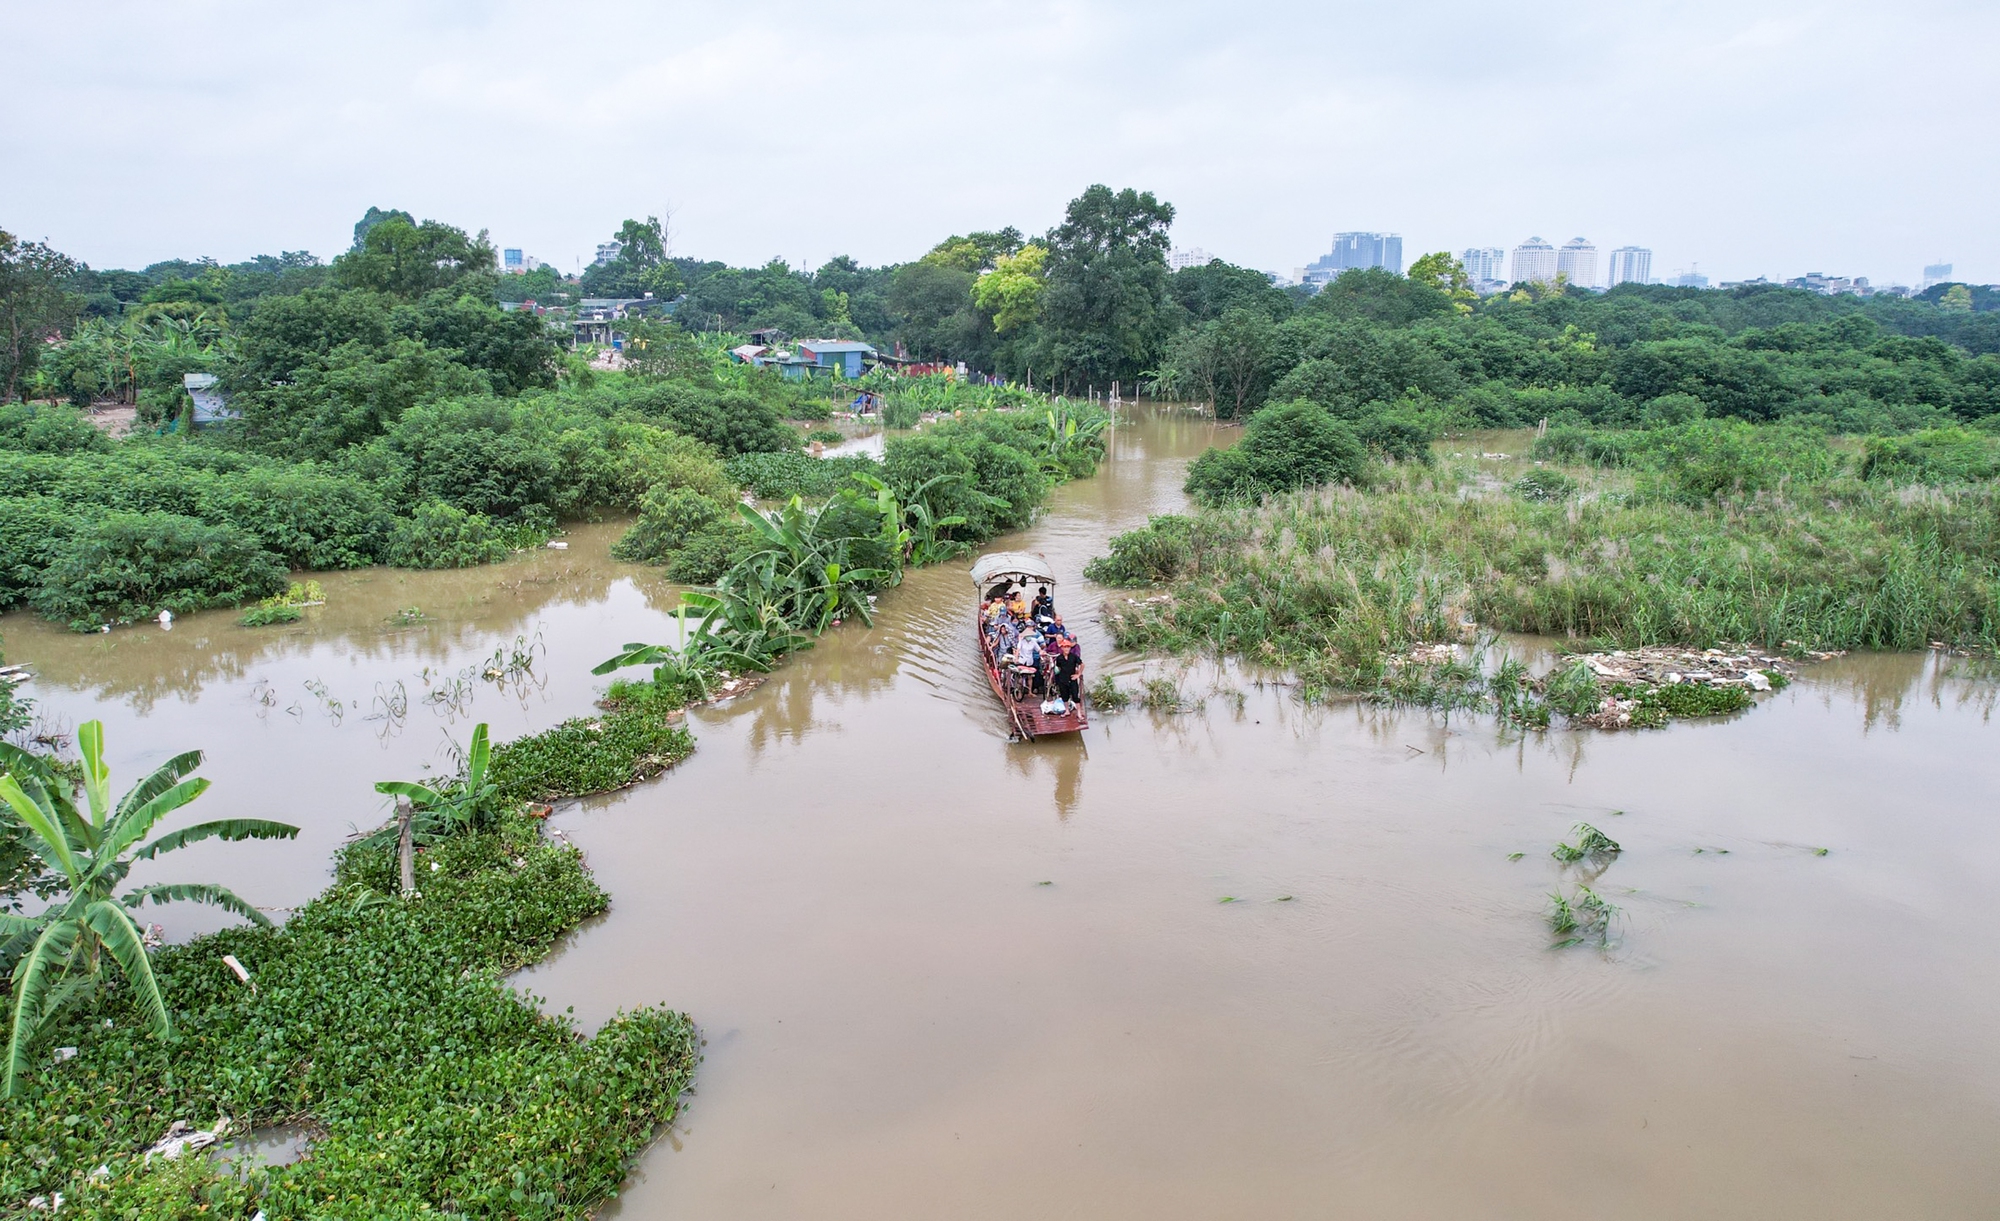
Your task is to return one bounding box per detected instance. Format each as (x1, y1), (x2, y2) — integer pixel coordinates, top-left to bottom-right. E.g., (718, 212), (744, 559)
(397, 796), (416, 897)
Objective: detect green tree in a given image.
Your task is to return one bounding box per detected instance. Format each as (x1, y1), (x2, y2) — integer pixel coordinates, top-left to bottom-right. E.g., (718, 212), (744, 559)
(351, 206), (415, 250)
(0, 722), (298, 1095)
(1034, 185), (1176, 390)
(333, 218), (497, 299)
(623, 317), (707, 380)
(1941, 284), (1974, 312)
(581, 217), (684, 300)
(972, 244), (1048, 334)
(1406, 251), (1475, 313)
(0, 230), (82, 401)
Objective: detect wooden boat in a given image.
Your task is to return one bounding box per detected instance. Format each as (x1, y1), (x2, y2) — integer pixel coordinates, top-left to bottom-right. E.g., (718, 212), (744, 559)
(971, 551), (1088, 739)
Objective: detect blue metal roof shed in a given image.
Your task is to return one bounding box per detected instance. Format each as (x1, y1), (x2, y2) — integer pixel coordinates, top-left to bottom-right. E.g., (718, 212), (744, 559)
(798, 340), (877, 378)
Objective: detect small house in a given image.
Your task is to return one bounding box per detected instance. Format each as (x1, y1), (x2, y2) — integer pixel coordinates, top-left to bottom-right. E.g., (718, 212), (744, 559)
(797, 339), (877, 379)
(184, 373), (237, 425)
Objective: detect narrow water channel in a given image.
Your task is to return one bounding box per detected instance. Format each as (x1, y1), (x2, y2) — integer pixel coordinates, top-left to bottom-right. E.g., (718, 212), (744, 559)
(5, 404), (1999, 1218)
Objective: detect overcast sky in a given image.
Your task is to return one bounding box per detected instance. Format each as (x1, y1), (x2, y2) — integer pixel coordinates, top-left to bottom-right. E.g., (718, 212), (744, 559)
(4, 0), (1993, 286)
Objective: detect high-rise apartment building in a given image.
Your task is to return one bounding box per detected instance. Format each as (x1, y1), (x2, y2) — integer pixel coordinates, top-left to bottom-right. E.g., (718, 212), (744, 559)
(1460, 247), (1506, 282)
(1302, 232), (1403, 285)
(1169, 246), (1215, 271)
(1673, 271), (1709, 289)
(503, 248), (524, 272)
(594, 241), (623, 266)
(1606, 247), (1652, 287)
(1557, 237), (1598, 288)
(1922, 262), (1954, 290)
(1510, 237), (1557, 285)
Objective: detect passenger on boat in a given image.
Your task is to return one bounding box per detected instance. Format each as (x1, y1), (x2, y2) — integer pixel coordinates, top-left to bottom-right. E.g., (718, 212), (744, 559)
(1046, 631), (1081, 707)
(1031, 586), (1055, 624)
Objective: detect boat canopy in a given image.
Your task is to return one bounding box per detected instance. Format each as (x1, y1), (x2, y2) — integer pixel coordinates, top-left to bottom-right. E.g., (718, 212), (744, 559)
(970, 551), (1057, 588)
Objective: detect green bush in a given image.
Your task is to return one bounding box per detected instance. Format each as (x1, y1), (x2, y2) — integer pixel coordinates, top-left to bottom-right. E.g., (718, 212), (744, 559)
(1638, 419), (1837, 502)
(0, 496), (84, 609)
(726, 451), (882, 499)
(1859, 427), (2000, 484)
(384, 501), (512, 569)
(612, 486), (730, 566)
(238, 602), (302, 626)
(194, 465), (392, 569)
(1183, 400), (1370, 505)
(0, 403), (111, 455)
(1083, 515), (1203, 586)
(884, 427), (1046, 541)
(30, 512), (287, 628)
(1512, 469), (1579, 503)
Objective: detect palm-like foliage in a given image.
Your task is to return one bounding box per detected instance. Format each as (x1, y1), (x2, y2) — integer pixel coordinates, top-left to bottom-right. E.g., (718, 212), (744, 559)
(370, 722), (499, 842)
(0, 722), (297, 1096)
(728, 499), (891, 634)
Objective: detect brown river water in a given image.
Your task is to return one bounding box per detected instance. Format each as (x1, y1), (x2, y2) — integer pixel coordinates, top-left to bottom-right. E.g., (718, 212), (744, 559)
(5, 405), (2000, 1218)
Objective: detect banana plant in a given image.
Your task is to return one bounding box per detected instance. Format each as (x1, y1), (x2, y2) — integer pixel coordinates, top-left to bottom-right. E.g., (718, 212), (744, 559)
(0, 723), (298, 1097)
(370, 722), (497, 842)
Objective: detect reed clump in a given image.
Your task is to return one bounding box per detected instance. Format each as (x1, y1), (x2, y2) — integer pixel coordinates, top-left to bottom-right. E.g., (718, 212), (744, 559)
(1097, 461), (2000, 709)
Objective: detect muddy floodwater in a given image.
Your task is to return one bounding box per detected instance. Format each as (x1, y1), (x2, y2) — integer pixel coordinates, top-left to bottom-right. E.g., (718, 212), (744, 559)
(7, 405), (2000, 1218)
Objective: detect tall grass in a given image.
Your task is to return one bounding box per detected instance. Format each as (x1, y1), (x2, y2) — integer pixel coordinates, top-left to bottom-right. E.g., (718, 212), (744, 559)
(1098, 463), (2000, 695)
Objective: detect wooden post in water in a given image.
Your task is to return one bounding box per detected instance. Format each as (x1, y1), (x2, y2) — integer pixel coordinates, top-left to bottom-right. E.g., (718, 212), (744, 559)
(397, 796), (416, 897)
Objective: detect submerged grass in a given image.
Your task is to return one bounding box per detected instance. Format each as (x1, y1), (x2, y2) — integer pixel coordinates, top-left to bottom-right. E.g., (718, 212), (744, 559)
(1096, 461), (2000, 710)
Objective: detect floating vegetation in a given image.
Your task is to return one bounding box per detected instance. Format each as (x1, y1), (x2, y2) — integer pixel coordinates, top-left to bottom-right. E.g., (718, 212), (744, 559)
(238, 602), (301, 627)
(239, 579), (325, 626)
(1139, 676), (1202, 714)
(1086, 674), (1131, 711)
(387, 605), (428, 627)
(1548, 884), (1620, 946)
(1552, 822), (1622, 862)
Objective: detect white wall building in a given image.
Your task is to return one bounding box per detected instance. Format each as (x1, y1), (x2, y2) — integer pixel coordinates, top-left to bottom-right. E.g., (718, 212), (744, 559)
(1460, 247), (1505, 282)
(1511, 237), (1558, 285)
(1169, 246), (1215, 270)
(1606, 247), (1652, 287)
(1557, 237), (1598, 289)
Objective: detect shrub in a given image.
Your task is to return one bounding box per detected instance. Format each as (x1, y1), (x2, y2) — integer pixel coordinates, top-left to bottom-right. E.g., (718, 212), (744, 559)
(1183, 400), (1370, 504)
(882, 397), (921, 429)
(0, 496), (83, 609)
(194, 465), (392, 569)
(883, 428), (1046, 541)
(30, 512), (287, 629)
(806, 428), (845, 445)
(384, 501), (511, 569)
(238, 602), (302, 626)
(1859, 427), (2000, 484)
(0, 403), (110, 455)
(1638, 419), (1837, 502)
(726, 451), (882, 499)
(1512, 469), (1579, 503)
(612, 486), (730, 566)
(1083, 515), (1202, 586)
